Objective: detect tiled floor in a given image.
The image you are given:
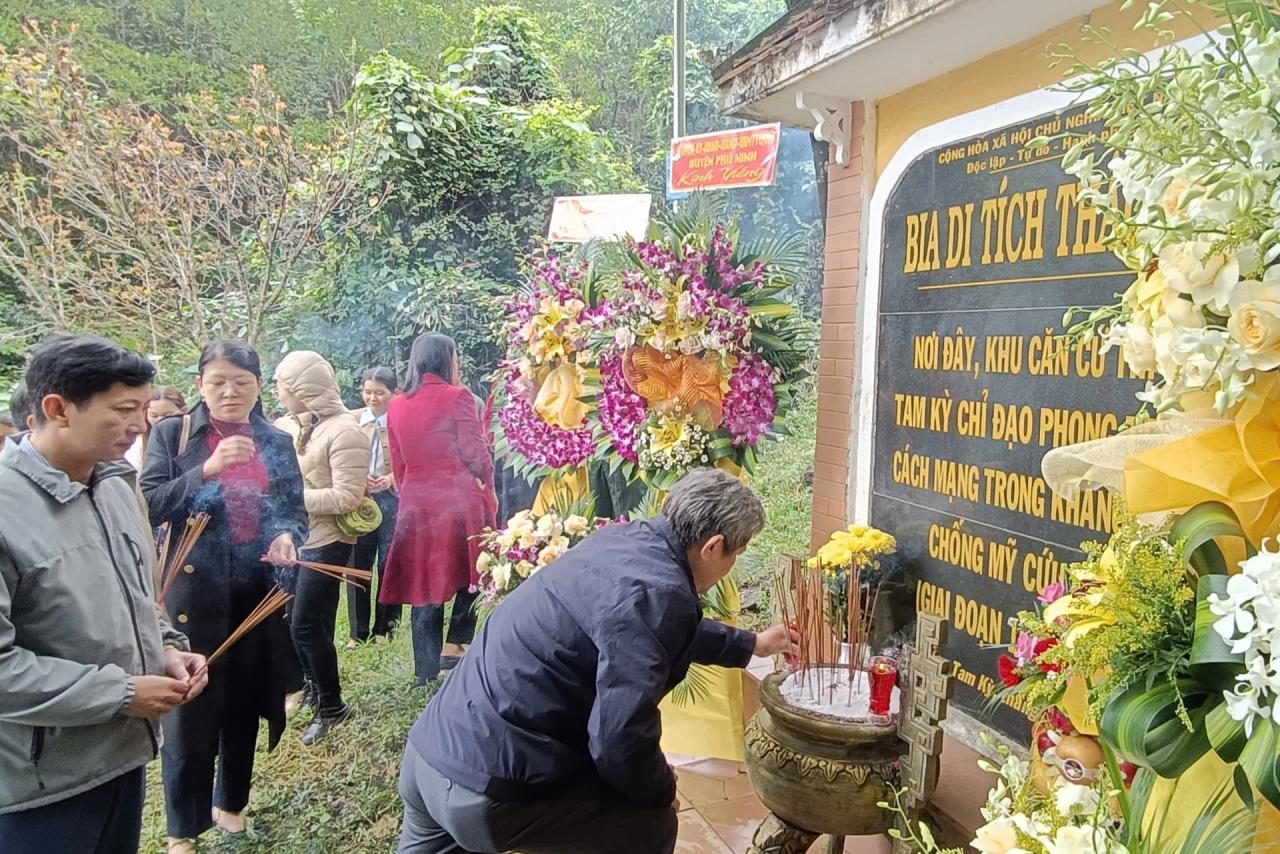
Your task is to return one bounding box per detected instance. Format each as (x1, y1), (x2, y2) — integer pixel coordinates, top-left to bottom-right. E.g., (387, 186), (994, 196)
(670, 757), (878, 854)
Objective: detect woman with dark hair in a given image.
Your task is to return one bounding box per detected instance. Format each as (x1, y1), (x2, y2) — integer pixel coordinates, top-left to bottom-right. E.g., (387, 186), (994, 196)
(273, 350), (368, 745)
(381, 333), (496, 686)
(346, 366), (403, 646)
(140, 341), (308, 853)
(126, 386), (188, 470)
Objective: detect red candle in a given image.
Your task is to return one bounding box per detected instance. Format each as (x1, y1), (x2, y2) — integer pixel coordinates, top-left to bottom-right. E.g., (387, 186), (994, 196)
(868, 656), (897, 719)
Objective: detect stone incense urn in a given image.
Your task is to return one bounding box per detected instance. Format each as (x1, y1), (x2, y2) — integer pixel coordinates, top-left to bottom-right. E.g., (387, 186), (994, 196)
(744, 672), (906, 849)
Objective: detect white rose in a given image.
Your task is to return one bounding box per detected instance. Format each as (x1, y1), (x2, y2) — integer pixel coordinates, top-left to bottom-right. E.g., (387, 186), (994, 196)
(614, 328), (636, 349)
(491, 561), (512, 591)
(1049, 824), (1108, 854)
(1159, 240), (1240, 313)
(564, 514), (589, 536)
(476, 551), (493, 575)
(518, 532), (538, 550)
(535, 513), (562, 539)
(1107, 322), (1157, 375)
(496, 531), (516, 551)
(971, 817), (1024, 854)
(537, 545), (564, 566)
(1228, 271), (1280, 371)
(514, 560), (535, 578)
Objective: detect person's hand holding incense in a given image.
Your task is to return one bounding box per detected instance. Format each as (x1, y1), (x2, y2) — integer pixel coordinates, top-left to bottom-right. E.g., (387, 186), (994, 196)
(754, 623), (801, 660)
(202, 436), (256, 478)
(164, 648), (209, 702)
(123, 675), (191, 718)
(368, 474), (392, 494)
(263, 532), (297, 566)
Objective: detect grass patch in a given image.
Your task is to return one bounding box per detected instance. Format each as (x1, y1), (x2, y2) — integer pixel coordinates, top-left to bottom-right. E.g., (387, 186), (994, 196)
(736, 389), (816, 629)
(138, 392), (816, 848)
(141, 613), (435, 853)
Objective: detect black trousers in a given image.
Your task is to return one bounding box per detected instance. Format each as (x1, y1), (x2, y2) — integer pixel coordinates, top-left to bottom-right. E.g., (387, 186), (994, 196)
(410, 588), (479, 683)
(348, 490), (402, 641)
(0, 767), (146, 854)
(291, 541), (351, 717)
(162, 563), (273, 838)
(396, 745), (676, 854)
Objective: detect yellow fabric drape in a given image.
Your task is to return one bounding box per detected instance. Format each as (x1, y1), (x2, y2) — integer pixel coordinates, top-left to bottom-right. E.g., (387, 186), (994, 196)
(660, 576), (746, 762)
(533, 468), (591, 515)
(1124, 374), (1280, 545)
(533, 362), (589, 430)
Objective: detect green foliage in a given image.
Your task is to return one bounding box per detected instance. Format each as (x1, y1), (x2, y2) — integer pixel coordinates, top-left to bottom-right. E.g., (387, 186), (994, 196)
(736, 390), (817, 630)
(304, 20), (639, 386)
(446, 5), (565, 104)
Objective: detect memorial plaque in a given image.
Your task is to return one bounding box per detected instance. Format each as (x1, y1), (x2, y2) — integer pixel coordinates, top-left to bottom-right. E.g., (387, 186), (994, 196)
(869, 103), (1147, 742)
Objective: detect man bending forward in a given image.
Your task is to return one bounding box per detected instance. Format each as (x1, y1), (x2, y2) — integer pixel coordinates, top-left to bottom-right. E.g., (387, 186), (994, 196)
(397, 468), (797, 853)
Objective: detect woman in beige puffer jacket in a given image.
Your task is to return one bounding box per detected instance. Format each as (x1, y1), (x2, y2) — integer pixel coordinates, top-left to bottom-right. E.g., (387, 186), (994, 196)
(273, 350), (369, 746)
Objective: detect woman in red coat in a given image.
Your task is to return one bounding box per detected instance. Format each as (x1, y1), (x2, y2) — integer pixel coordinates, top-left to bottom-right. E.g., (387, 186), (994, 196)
(381, 333), (496, 686)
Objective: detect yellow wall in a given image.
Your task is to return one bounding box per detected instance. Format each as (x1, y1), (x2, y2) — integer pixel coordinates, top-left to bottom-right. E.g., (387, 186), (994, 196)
(874, 0), (1223, 178)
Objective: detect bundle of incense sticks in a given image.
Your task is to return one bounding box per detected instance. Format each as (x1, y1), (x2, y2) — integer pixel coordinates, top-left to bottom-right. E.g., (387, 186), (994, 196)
(156, 513), (211, 602)
(774, 560), (883, 704)
(196, 586), (293, 675)
(292, 559), (374, 590)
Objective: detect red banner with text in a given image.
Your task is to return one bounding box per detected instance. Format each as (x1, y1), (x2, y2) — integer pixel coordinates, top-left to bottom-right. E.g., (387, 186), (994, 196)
(667, 123), (781, 194)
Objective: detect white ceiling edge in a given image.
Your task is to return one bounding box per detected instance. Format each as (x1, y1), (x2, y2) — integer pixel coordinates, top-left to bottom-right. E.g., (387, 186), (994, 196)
(720, 0), (1105, 128)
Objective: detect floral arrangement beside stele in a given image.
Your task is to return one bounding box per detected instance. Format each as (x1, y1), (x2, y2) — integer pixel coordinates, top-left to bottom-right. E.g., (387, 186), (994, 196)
(884, 4), (1280, 851)
(492, 196), (809, 492)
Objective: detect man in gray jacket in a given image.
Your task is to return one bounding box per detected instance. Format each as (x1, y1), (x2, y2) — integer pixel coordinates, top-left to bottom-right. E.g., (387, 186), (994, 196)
(0, 336), (208, 853)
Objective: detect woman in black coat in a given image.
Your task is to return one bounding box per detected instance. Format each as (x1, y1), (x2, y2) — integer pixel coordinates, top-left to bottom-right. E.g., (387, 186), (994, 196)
(141, 341), (308, 853)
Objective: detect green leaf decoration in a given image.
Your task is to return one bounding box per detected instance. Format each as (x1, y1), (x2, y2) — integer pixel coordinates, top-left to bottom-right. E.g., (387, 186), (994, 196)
(1101, 679), (1213, 777)
(1190, 575), (1245, 691)
(1238, 718), (1280, 808)
(1170, 501), (1248, 579)
(1232, 764), (1256, 815)
(1204, 702), (1248, 764)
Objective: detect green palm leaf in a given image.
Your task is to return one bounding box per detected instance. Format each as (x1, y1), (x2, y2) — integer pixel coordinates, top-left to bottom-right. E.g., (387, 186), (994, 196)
(1170, 501), (1252, 580)
(735, 230), (810, 283)
(669, 663), (717, 708)
(1101, 679), (1213, 777)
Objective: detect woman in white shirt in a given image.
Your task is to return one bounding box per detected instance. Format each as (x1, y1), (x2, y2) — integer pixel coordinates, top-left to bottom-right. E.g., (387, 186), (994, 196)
(347, 367), (402, 646)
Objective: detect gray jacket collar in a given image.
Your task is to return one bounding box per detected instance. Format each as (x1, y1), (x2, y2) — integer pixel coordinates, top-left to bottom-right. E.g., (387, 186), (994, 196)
(0, 434), (135, 505)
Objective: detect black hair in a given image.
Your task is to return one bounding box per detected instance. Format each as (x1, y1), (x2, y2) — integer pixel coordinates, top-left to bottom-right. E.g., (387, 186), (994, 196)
(8, 380), (32, 427)
(0, 412), (14, 430)
(404, 333), (456, 396)
(198, 340), (262, 379)
(361, 366), (399, 391)
(24, 335), (156, 424)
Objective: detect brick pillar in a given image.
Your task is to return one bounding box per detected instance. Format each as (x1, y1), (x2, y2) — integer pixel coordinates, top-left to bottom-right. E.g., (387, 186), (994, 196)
(811, 101), (866, 551)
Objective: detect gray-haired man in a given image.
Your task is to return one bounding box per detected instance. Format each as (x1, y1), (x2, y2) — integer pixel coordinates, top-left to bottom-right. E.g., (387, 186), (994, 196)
(396, 467), (799, 853)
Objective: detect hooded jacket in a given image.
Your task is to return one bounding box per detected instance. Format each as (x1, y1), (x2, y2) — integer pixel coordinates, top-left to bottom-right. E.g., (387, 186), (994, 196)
(0, 436), (188, 813)
(273, 351), (369, 549)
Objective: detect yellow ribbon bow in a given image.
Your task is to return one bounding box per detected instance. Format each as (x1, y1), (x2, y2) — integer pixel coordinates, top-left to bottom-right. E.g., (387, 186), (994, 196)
(622, 346), (726, 428)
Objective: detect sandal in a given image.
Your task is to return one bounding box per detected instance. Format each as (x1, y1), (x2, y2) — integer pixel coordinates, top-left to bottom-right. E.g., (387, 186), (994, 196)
(212, 807), (247, 834)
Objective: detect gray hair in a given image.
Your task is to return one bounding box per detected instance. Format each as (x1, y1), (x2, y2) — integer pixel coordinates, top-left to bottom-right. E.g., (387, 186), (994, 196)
(664, 468), (765, 552)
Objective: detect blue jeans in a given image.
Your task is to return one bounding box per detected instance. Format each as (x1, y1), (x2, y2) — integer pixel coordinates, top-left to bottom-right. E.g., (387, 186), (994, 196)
(410, 588), (478, 683)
